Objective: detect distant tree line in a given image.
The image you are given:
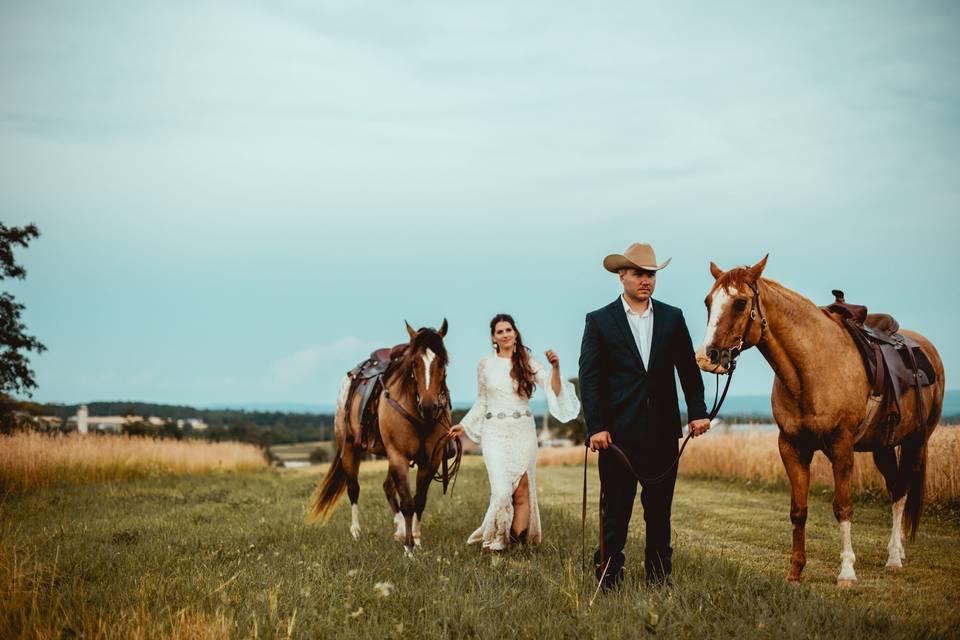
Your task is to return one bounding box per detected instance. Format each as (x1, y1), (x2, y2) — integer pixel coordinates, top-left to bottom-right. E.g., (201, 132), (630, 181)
(29, 401), (334, 447)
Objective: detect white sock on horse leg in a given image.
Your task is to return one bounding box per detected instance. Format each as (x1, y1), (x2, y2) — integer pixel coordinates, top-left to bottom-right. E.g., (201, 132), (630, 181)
(412, 514), (422, 545)
(350, 504), (361, 539)
(886, 496), (906, 568)
(837, 520), (857, 584)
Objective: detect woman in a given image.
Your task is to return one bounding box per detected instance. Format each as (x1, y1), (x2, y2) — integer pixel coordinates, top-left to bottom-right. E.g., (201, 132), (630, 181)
(450, 314), (580, 550)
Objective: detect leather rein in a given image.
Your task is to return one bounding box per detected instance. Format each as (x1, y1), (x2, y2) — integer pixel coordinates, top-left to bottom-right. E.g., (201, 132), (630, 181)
(582, 282), (766, 581)
(382, 372), (463, 496)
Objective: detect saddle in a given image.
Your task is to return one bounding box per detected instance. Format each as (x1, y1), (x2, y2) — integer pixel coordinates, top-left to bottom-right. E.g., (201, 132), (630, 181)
(824, 290), (936, 445)
(345, 346), (405, 451)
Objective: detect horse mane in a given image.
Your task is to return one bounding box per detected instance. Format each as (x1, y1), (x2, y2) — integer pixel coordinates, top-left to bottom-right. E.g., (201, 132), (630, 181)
(715, 267), (826, 326)
(384, 328), (449, 396)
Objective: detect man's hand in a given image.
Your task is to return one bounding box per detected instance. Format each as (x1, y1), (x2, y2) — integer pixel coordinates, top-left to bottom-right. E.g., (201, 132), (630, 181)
(688, 418), (711, 437)
(588, 430), (612, 451)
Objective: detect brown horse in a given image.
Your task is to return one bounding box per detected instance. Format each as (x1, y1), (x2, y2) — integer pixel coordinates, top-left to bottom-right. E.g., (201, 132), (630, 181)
(307, 320), (454, 553)
(696, 256), (944, 586)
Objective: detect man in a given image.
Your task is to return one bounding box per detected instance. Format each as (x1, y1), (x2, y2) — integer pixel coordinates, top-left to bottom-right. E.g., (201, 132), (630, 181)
(578, 242), (710, 589)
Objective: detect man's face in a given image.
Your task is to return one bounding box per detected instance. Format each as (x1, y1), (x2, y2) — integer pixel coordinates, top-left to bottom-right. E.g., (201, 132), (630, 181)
(620, 268), (656, 302)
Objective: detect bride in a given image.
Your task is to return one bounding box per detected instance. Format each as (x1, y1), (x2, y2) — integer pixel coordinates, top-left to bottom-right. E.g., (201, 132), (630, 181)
(449, 313), (580, 550)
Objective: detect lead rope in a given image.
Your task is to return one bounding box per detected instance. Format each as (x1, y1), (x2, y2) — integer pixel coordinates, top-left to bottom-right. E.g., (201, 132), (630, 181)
(581, 367), (736, 593)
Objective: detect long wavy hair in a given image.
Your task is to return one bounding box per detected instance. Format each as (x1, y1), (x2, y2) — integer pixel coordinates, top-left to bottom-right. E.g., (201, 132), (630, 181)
(490, 313), (536, 399)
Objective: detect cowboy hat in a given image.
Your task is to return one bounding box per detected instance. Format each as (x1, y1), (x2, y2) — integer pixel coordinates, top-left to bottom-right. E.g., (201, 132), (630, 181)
(603, 243), (672, 273)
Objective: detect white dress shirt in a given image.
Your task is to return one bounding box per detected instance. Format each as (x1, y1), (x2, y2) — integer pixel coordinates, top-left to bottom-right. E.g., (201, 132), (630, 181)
(621, 295), (654, 369)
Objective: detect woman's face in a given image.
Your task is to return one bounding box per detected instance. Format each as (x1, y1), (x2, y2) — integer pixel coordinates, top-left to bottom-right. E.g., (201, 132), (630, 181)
(492, 320), (517, 351)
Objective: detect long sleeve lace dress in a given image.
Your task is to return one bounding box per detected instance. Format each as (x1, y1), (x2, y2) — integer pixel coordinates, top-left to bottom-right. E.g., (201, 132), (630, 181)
(459, 354), (580, 550)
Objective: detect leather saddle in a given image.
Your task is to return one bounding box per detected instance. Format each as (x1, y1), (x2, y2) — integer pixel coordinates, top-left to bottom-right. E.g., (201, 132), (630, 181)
(345, 346), (403, 451)
(824, 290), (935, 445)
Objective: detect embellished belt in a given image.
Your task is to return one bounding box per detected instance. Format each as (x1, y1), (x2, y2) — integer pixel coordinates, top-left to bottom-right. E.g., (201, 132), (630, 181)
(485, 409), (532, 420)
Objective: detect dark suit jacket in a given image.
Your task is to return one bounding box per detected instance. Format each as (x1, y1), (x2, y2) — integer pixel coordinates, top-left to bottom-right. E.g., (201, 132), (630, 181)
(578, 297), (708, 446)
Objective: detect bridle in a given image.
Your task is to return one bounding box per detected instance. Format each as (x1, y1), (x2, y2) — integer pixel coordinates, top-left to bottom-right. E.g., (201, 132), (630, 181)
(382, 351), (462, 494)
(705, 280), (767, 372)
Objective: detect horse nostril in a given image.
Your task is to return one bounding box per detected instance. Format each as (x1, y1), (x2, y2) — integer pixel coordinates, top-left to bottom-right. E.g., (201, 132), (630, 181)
(707, 349), (719, 365)
(720, 350), (731, 368)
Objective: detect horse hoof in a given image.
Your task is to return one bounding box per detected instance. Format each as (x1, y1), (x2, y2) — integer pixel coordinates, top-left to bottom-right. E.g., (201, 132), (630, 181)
(885, 562), (903, 571)
(837, 578), (857, 588)
(350, 526), (361, 539)
(403, 547), (415, 558)
(414, 538), (422, 547)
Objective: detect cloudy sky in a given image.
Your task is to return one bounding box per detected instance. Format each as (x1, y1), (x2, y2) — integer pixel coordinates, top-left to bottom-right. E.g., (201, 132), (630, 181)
(2, 1), (958, 409)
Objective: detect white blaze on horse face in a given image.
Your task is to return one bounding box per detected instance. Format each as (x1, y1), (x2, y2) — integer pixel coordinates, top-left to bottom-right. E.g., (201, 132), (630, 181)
(422, 349), (436, 389)
(701, 287), (734, 351)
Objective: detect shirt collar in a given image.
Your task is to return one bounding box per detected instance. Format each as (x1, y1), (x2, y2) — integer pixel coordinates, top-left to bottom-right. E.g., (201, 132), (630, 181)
(621, 295), (653, 318)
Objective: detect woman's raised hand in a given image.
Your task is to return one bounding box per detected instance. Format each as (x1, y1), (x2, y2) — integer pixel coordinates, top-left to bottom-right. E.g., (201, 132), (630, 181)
(545, 349), (560, 368)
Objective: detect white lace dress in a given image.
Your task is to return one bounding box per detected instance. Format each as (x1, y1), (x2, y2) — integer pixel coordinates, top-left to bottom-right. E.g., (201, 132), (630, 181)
(460, 355), (581, 550)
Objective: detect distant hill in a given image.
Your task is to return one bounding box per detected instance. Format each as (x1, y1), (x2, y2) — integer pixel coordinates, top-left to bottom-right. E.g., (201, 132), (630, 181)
(40, 389), (960, 424)
(199, 402), (337, 414)
(681, 389), (960, 422)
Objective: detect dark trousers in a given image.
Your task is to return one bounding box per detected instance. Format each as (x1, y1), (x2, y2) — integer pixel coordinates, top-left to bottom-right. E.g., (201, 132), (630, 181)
(593, 439), (678, 587)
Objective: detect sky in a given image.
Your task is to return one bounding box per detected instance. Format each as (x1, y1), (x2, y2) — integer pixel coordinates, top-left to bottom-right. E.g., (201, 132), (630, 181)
(2, 1), (958, 409)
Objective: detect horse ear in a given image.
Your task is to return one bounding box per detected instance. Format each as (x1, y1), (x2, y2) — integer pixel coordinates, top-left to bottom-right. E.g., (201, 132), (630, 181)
(748, 254), (769, 281)
(709, 261), (723, 280)
(438, 318), (448, 337)
(405, 321), (417, 341)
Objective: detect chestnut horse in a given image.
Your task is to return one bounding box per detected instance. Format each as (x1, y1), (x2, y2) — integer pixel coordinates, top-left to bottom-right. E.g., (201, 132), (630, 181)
(307, 321), (454, 553)
(696, 257), (944, 586)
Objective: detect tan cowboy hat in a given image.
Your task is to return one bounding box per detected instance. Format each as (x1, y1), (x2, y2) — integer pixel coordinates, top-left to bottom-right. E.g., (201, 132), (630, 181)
(603, 242), (672, 273)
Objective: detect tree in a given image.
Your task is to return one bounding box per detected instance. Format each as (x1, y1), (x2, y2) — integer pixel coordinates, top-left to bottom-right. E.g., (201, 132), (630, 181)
(1, 223), (46, 431)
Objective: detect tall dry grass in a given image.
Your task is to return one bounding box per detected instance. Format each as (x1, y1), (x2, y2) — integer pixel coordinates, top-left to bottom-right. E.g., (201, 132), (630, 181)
(0, 432), (268, 493)
(537, 427), (960, 503)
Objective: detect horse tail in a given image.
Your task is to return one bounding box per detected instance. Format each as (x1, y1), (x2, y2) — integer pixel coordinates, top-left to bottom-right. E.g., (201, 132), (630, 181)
(903, 439), (927, 540)
(306, 450), (347, 524)
(306, 376), (352, 524)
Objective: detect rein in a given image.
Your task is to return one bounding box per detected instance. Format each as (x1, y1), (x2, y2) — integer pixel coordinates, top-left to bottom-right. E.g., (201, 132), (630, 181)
(383, 385), (463, 496)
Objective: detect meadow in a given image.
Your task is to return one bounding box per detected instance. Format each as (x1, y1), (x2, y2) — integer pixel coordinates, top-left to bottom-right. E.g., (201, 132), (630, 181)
(539, 426), (960, 504)
(0, 432), (268, 493)
(2, 441), (959, 639)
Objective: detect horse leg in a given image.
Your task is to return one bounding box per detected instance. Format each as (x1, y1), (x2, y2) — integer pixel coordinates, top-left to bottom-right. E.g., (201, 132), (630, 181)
(383, 474), (405, 542)
(826, 432), (857, 587)
(412, 464), (434, 547)
(341, 446), (363, 539)
(387, 454), (416, 554)
(778, 432), (813, 582)
(873, 447), (906, 569)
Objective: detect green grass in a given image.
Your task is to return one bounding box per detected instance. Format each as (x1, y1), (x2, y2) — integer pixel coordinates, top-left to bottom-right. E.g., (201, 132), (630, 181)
(2, 458), (958, 639)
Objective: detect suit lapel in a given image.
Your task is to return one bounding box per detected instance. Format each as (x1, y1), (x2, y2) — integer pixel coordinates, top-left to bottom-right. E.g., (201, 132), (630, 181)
(647, 298), (667, 370)
(607, 297), (647, 373)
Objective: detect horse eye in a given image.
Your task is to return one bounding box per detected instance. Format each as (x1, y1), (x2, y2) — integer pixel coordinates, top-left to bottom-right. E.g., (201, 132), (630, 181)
(733, 299), (748, 311)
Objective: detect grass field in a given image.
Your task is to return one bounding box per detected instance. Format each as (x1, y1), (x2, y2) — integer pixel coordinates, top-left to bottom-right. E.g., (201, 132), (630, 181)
(0, 432), (268, 493)
(2, 458), (958, 639)
(539, 427), (960, 504)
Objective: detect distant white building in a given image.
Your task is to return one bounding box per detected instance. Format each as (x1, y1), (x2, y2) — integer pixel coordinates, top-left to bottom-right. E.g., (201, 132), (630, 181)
(177, 418), (208, 431)
(68, 406), (207, 433)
